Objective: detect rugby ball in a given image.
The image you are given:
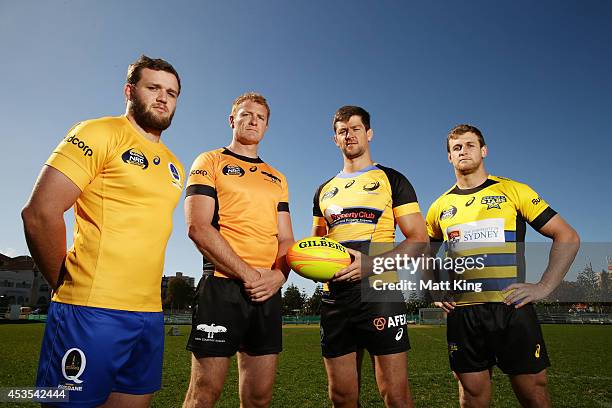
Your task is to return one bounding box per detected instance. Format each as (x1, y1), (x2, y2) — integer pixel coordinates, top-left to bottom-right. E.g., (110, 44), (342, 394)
(287, 237), (352, 281)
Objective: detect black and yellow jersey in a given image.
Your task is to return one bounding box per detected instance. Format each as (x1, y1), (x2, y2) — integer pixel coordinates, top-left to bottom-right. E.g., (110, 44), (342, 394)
(313, 164), (420, 288)
(186, 148), (289, 278)
(426, 175), (557, 305)
(46, 116), (184, 312)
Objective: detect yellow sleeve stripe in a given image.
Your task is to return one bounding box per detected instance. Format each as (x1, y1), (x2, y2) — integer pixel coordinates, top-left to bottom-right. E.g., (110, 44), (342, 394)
(313, 216), (327, 227)
(393, 202), (420, 218)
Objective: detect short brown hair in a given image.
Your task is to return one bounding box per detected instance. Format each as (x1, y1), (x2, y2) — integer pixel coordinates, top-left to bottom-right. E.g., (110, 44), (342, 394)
(231, 92), (270, 122)
(447, 124), (486, 152)
(127, 55), (181, 94)
(333, 106), (370, 132)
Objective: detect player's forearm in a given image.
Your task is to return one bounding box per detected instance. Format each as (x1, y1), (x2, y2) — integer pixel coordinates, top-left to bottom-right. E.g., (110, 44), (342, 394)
(187, 223), (259, 282)
(539, 228), (580, 292)
(21, 207), (67, 290)
(275, 238), (294, 280)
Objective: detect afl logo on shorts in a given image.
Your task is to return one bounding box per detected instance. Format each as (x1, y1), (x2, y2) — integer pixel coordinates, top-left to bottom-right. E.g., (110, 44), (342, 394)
(222, 164), (245, 177)
(373, 317), (387, 331)
(122, 148), (149, 170)
(168, 162), (182, 189)
(61, 348), (87, 384)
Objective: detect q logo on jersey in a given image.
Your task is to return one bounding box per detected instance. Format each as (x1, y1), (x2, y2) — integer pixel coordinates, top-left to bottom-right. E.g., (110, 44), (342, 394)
(222, 164), (245, 177)
(363, 181), (380, 192)
(345, 180), (355, 189)
(322, 187), (339, 201)
(481, 195), (507, 209)
(122, 148), (149, 170)
(61, 348), (86, 384)
(168, 163), (182, 189)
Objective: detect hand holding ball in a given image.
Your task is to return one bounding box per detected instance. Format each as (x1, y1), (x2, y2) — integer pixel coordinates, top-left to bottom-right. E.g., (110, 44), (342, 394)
(286, 237), (351, 281)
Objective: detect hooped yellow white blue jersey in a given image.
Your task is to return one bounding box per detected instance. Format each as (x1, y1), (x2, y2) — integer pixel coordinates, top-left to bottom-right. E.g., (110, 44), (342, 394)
(426, 175), (556, 305)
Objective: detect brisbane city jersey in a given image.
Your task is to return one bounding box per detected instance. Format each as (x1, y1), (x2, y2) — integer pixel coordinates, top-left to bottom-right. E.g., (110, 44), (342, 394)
(426, 175), (557, 305)
(46, 116), (185, 312)
(186, 148), (289, 277)
(313, 164), (421, 288)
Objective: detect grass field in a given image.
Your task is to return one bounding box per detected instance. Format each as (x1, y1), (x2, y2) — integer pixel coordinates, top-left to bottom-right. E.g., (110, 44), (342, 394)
(0, 323), (610, 407)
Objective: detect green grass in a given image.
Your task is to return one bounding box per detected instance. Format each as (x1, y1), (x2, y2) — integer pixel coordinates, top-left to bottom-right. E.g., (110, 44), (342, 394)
(1, 324), (610, 407)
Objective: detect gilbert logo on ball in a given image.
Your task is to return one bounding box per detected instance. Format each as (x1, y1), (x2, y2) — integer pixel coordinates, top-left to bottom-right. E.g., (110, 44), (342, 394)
(287, 237), (351, 281)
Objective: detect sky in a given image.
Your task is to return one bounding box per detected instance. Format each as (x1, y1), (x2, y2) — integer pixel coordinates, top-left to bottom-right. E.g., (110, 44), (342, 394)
(1, 0), (611, 295)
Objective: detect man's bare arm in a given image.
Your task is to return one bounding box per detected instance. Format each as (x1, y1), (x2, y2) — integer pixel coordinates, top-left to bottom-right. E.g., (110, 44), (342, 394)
(22, 166), (81, 290)
(185, 195), (260, 283)
(503, 214), (580, 308)
(245, 211), (295, 302)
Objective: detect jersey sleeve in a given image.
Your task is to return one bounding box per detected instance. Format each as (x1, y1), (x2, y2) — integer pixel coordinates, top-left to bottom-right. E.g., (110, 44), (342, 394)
(509, 181), (557, 231)
(45, 121), (117, 191)
(426, 200), (444, 241)
(312, 183), (327, 228)
(277, 173), (290, 212)
(185, 151), (217, 198)
(381, 166), (420, 218)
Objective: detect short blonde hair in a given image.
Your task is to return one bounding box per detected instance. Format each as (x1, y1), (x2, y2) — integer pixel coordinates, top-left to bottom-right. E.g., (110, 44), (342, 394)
(231, 92), (270, 122)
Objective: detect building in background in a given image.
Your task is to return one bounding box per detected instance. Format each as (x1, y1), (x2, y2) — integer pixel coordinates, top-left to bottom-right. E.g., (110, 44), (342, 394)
(0, 253), (51, 307)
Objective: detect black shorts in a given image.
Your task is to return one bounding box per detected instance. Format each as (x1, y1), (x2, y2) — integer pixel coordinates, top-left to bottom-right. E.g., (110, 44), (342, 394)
(447, 303), (550, 375)
(186, 274), (282, 357)
(320, 283), (410, 358)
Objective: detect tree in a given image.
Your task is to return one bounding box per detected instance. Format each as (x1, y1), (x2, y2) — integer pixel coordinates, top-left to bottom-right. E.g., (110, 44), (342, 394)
(305, 284), (323, 315)
(576, 263), (599, 302)
(282, 284), (305, 315)
(163, 278), (194, 311)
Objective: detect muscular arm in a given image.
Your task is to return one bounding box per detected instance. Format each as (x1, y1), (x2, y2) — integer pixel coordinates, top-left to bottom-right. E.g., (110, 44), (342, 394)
(185, 195), (260, 283)
(245, 211), (295, 302)
(311, 225), (327, 237)
(504, 214), (580, 307)
(21, 166), (81, 290)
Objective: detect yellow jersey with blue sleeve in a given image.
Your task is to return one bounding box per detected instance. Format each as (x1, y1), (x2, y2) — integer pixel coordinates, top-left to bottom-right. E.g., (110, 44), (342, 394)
(313, 164), (420, 289)
(426, 175), (556, 305)
(46, 116), (184, 312)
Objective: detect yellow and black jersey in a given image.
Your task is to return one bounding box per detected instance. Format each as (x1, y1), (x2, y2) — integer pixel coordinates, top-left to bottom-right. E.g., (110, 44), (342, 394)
(186, 148), (289, 278)
(426, 175), (557, 305)
(313, 164), (420, 249)
(313, 164), (420, 290)
(46, 116), (184, 312)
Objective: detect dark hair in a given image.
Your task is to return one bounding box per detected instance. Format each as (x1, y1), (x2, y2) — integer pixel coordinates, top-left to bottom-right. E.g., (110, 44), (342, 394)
(333, 106), (371, 131)
(126, 55), (181, 94)
(231, 92), (270, 122)
(447, 124), (486, 152)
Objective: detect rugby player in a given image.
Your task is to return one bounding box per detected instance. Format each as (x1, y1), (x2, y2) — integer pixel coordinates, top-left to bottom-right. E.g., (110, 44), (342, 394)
(182, 93), (294, 408)
(426, 124), (580, 407)
(312, 106), (428, 408)
(22, 55), (184, 407)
